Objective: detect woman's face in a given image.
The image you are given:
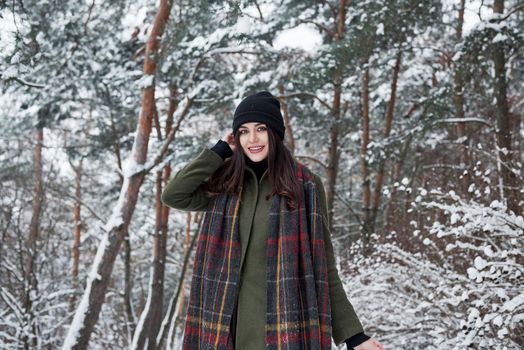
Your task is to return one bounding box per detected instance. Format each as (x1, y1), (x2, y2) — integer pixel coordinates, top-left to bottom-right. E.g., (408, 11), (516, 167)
(238, 122), (269, 162)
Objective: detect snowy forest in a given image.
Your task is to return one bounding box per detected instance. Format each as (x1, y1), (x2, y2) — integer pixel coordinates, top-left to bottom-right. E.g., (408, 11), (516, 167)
(0, 0), (523, 349)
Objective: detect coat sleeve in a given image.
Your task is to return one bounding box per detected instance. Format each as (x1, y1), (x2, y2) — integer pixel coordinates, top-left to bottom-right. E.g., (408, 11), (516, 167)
(313, 174), (365, 346)
(160, 147), (224, 212)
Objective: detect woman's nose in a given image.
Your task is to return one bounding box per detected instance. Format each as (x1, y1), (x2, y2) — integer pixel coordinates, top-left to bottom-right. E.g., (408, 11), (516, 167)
(249, 130), (258, 143)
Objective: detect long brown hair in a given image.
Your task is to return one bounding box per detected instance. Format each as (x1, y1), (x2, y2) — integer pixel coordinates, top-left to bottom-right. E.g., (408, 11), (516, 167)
(204, 126), (303, 209)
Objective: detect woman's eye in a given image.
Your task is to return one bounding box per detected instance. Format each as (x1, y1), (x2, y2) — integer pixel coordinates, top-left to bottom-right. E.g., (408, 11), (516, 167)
(239, 127), (265, 134)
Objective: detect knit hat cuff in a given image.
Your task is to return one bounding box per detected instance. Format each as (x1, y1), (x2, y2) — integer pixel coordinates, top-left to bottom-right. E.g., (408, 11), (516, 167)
(233, 113), (285, 140)
(233, 110), (280, 119)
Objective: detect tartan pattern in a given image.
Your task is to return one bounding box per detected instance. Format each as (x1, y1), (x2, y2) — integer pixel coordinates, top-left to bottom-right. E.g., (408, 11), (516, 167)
(182, 192), (242, 350)
(182, 162), (332, 349)
(265, 162), (332, 350)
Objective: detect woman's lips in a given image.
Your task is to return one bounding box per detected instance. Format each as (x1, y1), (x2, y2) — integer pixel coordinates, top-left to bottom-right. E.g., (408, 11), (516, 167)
(248, 146), (264, 154)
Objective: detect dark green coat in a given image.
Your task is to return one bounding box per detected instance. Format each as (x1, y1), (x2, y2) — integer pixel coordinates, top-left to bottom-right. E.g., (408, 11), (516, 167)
(161, 148), (364, 348)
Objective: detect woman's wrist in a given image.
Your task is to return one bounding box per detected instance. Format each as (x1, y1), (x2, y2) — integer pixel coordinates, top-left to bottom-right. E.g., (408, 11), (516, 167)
(210, 139), (233, 160)
(345, 332), (371, 349)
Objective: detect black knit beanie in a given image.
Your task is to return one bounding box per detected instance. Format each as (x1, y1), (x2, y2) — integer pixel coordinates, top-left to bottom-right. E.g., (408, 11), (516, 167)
(232, 91), (285, 140)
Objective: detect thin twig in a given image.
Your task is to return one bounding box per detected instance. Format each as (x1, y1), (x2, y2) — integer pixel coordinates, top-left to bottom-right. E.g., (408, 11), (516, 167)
(277, 92), (332, 111)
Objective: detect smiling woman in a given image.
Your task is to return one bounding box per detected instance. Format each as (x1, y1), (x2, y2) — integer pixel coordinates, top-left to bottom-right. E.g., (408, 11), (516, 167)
(161, 91), (383, 350)
(238, 122), (269, 162)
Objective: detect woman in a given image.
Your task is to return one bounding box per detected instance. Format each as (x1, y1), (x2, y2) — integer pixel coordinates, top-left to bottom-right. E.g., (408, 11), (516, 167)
(161, 91), (384, 350)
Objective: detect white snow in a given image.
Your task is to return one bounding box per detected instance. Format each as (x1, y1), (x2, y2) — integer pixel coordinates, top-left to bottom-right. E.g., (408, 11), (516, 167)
(474, 256), (487, 270)
(137, 74), (155, 89)
(235, 16), (252, 34)
(273, 24), (322, 54)
(501, 294), (524, 312)
(376, 23), (384, 35)
(130, 272), (154, 350)
(62, 233), (109, 350)
(492, 33), (508, 43)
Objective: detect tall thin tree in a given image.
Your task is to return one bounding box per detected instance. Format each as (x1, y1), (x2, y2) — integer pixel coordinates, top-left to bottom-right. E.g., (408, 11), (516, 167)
(492, 0), (521, 216)
(62, 1), (175, 348)
(325, 0), (348, 228)
(23, 114), (44, 349)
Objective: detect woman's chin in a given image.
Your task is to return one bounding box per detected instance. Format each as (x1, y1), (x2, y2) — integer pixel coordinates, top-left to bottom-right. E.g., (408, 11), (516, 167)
(244, 151), (268, 162)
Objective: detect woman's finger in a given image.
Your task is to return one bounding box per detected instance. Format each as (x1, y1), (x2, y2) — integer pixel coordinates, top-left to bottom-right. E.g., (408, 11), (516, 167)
(374, 339), (384, 350)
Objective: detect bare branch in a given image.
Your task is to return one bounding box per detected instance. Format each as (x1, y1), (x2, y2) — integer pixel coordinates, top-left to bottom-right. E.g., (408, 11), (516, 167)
(297, 19), (335, 38)
(501, 2), (524, 21)
(277, 92), (332, 111)
(432, 117), (491, 127)
(295, 154), (328, 170)
(83, 0), (96, 35)
(253, 0), (264, 22)
(144, 95), (194, 174)
(4, 76), (45, 88)
(45, 182), (106, 225)
(189, 46), (281, 82)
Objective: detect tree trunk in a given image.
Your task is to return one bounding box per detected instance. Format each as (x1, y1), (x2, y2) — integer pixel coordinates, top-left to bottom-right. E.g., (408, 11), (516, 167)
(123, 228), (136, 339)
(325, 0), (347, 230)
(370, 50), (402, 238)
(360, 66), (371, 256)
(132, 83), (180, 349)
(70, 159), (83, 313)
(493, 0), (521, 216)
(384, 135), (412, 240)
(110, 113), (124, 186)
(131, 171), (168, 350)
(170, 213), (193, 348)
(278, 84), (295, 155)
(23, 125), (43, 349)
(149, 174), (168, 346)
(131, 81), (178, 350)
(157, 213), (203, 349)
(454, 0), (471, 197)
(62, 1), (174, 349)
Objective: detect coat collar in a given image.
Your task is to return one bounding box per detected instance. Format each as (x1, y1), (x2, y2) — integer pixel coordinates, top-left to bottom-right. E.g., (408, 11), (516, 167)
(244, 156), (268, 184)
(245, 165), (268, 184)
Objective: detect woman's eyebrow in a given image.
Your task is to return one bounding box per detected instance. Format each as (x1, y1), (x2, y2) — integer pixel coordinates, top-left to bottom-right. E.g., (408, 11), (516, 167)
(239, 123), (266, 129)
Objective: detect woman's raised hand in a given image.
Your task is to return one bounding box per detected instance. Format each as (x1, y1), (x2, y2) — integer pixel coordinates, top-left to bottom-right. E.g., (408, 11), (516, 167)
(222, 132), (236, 152)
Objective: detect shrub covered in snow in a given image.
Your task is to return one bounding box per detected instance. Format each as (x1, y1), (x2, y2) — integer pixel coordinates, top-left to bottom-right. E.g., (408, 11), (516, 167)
(345, 190), (523, 349)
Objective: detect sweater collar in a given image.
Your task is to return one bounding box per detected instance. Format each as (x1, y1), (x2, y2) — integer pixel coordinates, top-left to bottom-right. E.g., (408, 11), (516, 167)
(244, 156), (268, 182)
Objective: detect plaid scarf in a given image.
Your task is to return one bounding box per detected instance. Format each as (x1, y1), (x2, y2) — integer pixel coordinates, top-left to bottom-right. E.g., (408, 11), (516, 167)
(182, 162), (332, 349)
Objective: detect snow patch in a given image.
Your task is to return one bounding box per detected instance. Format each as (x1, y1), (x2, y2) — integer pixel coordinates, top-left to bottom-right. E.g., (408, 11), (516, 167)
(273, 24), (322, 54)
(62, 233), (110, 349)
